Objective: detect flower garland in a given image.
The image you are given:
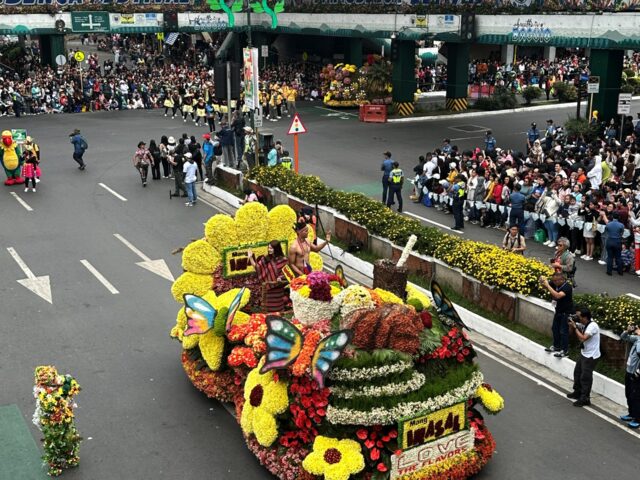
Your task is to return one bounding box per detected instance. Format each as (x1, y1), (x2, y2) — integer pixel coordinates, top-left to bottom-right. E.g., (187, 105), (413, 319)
(475, 383), (505, 414)
(328, 360), (414, 382)
(302, 436), (365, 480)
(330, 371), (426, 399)
(326, 371), (484, 426)
(240, 365), (289, 447)
(32, 366), (82, 477)
(181, 350), (240, 402)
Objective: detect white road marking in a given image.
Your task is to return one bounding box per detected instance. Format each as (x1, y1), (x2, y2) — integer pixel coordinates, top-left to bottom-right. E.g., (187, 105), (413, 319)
(448, 124), (488, 132)
(475, 346), (640, 440)
(404, 211), (461, 235)
(80, 259), (119, 294)
(98, 183), (128, 202)
(627, 293), (640, 301)
(113, 233), (175, 282)
(10, 192), (33, 211)
(314, 106), (358, 117)
(6, 247), (52, 303)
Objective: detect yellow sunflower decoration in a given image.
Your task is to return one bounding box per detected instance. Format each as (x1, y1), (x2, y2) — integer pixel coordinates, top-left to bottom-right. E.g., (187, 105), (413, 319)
(302, 436), (365, 480)
(240, 366), (289, 447)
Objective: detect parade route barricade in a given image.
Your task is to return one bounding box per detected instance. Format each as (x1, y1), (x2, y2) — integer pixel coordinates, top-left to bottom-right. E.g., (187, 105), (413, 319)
(360, 104), (387, 123)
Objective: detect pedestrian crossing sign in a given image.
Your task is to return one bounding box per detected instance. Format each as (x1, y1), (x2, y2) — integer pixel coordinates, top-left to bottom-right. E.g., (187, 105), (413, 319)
(287, 113), (307, 135)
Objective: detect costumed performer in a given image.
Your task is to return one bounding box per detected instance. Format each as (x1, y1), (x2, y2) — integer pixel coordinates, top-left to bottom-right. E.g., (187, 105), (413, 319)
(288, 220), (330, 276)
(1, 130), (24, 185)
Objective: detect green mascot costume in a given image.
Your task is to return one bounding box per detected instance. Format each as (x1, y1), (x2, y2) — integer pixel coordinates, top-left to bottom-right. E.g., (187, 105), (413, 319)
(1, 130), (24, 185)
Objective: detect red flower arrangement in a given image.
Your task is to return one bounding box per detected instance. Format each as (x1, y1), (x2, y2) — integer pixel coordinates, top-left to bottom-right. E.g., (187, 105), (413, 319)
(228, 346), (259, 369)
(421, 327), (474, 363)
(355, 425), (398, 473)
(279, 375), (330, 448)
(246, 436), (311, 480)
(212, 266), (263, 307)
(181, 350), (240, 402)
(292, 330), (322, 377)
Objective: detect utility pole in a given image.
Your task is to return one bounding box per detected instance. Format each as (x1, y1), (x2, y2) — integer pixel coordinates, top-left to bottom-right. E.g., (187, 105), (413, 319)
(575, 74), (581, 120)
(246, 0), (259, 168)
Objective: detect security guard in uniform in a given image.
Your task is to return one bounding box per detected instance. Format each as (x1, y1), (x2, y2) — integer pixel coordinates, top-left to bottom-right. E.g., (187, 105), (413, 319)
(280, 150), (293, 170)
(386, 161), (404, 213)
(451, 176), (466, 231)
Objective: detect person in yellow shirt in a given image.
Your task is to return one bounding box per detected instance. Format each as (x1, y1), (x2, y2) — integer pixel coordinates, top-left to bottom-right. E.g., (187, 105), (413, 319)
(286, 85), (297, 117)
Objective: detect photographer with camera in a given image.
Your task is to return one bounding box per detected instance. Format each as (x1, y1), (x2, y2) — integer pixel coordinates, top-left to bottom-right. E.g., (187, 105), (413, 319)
(541, 271), (574, 359)
(565, 308), (600, 407)
(619, 324), (640, 428)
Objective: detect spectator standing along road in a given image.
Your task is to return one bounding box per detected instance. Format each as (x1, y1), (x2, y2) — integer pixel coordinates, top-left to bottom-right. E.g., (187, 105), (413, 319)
(183, 153), (198, 207)
(620, 324), (640, 429)
(541, 271), (574, 358)
(387, 161), (404, 213)
(566, 307), (600, 407)
(381, 151), (393, 206)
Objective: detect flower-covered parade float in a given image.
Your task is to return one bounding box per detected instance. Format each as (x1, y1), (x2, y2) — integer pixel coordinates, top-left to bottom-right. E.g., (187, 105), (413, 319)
(170, 202), (504, 480)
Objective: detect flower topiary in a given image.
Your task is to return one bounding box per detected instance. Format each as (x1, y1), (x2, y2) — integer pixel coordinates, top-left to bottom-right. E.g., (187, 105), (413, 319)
(235, 202), (269, 244)
(205, 214), (238, 251)
(182, 238), (221, 274)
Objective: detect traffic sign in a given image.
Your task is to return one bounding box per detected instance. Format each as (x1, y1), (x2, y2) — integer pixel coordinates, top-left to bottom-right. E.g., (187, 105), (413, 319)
(11, 129), (27, 143)
(74, 51), (85, 62)
(70, 12), (110, 33)
(618, 92), (632, 115)
(261, 45), (268, 58)
(587, 76), (600, 94)
(287, 113), (307, 135)
(254, 106), (263, 128)
(55, 54), (67, 66)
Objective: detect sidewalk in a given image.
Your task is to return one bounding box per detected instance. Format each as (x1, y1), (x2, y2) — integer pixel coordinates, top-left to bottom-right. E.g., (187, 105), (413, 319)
(197, 182), (628, 413)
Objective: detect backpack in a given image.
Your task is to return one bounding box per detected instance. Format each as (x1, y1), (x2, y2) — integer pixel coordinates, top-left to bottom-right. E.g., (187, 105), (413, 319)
(80, 136), (88, 151)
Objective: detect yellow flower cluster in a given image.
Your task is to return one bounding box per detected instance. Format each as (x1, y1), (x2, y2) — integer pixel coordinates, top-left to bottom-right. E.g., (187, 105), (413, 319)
(302, 436), (365, 480)
(406, 284), (431, 311)
(171, 272), (213, 303)
(476, 384), (505, 414)
(241, 365), (289, 447)
(373, 288), (403, 305)
(435, 239), (553, 296)
(182, 239), (221, 274)
(268, 204), (298, 243)
(235, 202), (269, 243)
(309, 251), (323, 272)
(205, 214), (238, 251)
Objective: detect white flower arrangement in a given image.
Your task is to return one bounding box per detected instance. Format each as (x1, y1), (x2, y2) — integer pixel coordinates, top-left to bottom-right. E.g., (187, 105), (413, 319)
(326, 371), (484, 426)
(330, 371), (426, 399)
(333, 285), (376, 320)
(291, 290), (341, 326)
(328, 360), (414, 382)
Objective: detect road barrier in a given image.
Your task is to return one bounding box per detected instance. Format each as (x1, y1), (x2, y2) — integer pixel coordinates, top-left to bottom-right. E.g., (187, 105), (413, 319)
(360, 104), (387, 123)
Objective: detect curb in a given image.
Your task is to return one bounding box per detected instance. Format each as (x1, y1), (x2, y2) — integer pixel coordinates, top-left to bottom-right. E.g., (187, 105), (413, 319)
(388, 95), (640, 123)
(200, 181), (626, 408)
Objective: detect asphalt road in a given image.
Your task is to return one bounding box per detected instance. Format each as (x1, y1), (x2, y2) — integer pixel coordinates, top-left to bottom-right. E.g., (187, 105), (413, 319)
(0, 109), (638, 479)
(264, 100), (640, 298)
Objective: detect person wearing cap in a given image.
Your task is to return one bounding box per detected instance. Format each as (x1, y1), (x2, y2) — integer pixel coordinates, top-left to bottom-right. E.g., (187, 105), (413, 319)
(183, 152), (198, 206)
(545, 119), (557, 151)
(202, 133), (214, 185)
(132, 141), (154, 187)
(526, 122), (539, 153)
(484, 131), (496, 154)
(69, 128), (88, 170)
(381, 151), (394, 206)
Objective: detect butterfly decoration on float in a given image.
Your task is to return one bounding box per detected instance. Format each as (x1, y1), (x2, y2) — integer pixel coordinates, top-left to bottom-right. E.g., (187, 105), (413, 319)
(260, 316), (352, 388)
(430, 280), (468, 330)
(183, 287), (247, 336)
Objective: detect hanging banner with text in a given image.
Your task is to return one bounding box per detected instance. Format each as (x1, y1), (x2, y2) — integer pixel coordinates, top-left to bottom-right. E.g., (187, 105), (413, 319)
(243, 47), (259, 111)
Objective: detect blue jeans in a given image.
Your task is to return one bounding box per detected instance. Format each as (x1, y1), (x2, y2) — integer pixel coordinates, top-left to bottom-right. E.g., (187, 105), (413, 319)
(509, 208), (524, 230)
(552, 312), (569, 352)
(382, 176), (389, 204)
(544, 219), (559, 242)
(186, 181), (197, 204)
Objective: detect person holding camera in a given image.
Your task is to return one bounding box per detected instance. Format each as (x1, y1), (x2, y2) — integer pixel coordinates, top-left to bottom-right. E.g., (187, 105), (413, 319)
(619, 325), (640, 428)
(566, 308), (600, 407)
(541, 271), (574, 358)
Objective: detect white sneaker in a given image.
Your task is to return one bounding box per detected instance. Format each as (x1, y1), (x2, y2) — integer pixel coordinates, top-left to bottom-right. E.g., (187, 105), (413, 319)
(24, 187), (28, 192)
(548, 242), (556, 248)
(35, 178), (40, 183)
(598, 260), (606, 265)
(543, 240), (551, 246)
(32, 188), (36, 192)
(575, 250), (581, 255)
(584, 256), (592, 261)
(183, 119), (187, 122)
(635, 270), (640, 275)
(204, 177), (208, 183)
(185, 202), (192, 206)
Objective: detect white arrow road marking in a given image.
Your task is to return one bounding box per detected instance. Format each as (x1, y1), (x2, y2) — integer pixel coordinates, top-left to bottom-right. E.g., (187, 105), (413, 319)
(10, 192), (33, 211)
(99, 183), (128, 202)
(80, 260), (119, 294)
(7, 247), (52, 303)
(113, 233), (175, 282)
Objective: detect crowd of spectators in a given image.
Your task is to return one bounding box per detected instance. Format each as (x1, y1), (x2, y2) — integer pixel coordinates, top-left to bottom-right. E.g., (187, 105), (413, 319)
(410, 117), (640, 279)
